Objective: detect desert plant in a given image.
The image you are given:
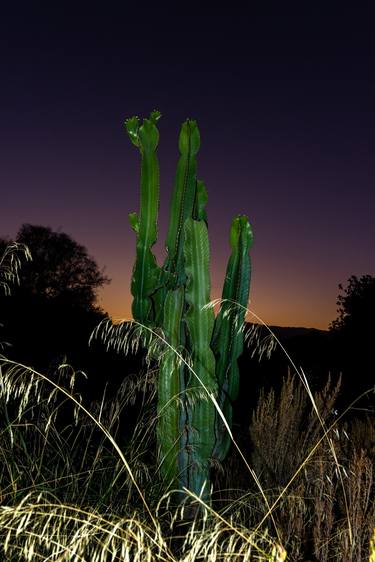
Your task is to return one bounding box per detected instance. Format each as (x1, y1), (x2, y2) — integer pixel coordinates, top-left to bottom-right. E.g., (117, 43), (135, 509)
(123, 111), (253, 504)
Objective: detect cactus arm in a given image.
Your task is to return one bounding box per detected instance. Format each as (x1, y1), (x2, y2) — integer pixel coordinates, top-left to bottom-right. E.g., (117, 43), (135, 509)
(193, 180), (208, 222)
(157, 287), (185, 489)
(183, 217), (217, 497)
(212, 215), (253, 460)
(213, 215), (253, 390)
(125, 113), (163, 324)
(164, 119), (200, 285)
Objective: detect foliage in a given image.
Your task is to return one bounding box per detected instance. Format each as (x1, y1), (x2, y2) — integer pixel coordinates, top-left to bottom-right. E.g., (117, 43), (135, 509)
(0, 354), (374, 560)
(124, 111), (253, 503)
(249, 372), (341, 488)
(1, 114), (374, 560)
(0, 357), (286, 561)
(247, 374), (375, 561)
(329, 274), (375, 405)
(330, 274), (375, 335)
(0, 224), (110, 310)
(0, 225), (110, 375)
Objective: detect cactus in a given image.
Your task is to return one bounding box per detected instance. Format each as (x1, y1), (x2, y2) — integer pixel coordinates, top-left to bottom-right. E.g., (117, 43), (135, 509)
(125, 111), (253, 504)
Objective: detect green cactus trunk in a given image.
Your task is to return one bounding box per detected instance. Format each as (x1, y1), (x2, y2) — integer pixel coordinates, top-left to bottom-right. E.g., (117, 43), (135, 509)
(125, 111), (253, 506)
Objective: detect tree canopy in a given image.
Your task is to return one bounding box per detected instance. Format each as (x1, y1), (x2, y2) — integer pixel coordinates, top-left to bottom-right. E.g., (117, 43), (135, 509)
(330, 274), (375, 335)
(0, 224), (110, 311)
(329, 274), (375, 406)
(0, 224), (110, 374)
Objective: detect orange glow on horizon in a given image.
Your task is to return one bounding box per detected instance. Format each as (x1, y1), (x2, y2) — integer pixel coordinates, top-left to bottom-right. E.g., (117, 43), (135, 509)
(98, 286), (334, 330)
(96, 246), (338, 332)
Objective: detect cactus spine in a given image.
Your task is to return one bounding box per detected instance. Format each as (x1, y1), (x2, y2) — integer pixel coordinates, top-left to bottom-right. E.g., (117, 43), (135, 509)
(125, 111), (253, 503)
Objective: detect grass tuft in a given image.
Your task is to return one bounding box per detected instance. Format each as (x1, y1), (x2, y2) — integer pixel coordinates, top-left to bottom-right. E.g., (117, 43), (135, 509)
(0, 304), (374, 560)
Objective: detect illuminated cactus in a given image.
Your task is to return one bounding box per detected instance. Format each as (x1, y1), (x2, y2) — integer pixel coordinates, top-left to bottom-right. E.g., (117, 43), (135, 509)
(211, 215), (253, 462)
(125, 111), (253, 503)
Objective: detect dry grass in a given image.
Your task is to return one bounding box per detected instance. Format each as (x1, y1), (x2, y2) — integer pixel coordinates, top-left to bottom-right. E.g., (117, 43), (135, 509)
(247, 372), (375, 561)
(370, 527), (375, 562)
(249, 372), (341, 488)
(0, 242), (31, 298)
(0, 307), (374, 560)
(0, 355), (286, 561)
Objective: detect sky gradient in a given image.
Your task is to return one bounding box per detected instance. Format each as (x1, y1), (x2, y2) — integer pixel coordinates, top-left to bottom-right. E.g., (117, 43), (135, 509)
(1, 6), (374, 329)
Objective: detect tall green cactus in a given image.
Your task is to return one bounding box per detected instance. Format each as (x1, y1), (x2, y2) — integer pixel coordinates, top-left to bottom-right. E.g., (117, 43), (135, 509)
(125, 111), (253, 504)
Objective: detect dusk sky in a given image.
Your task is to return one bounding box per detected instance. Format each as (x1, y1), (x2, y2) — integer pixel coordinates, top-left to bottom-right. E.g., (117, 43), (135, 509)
(1, 6), (374, 329)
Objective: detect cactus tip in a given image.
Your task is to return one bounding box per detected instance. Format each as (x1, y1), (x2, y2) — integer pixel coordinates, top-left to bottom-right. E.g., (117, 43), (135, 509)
(150, 110), (162, 123)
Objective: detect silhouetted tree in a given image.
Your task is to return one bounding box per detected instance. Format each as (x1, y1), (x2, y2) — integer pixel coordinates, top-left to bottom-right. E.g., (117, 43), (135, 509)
(0, 224), (110, 376)
(330, 274), (375, 335)
(0, 224), (110, 311)
(329, 275), (375, 409)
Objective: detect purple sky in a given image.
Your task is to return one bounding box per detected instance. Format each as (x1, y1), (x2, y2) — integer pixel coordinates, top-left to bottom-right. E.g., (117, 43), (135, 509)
(1, 6), (374, 329)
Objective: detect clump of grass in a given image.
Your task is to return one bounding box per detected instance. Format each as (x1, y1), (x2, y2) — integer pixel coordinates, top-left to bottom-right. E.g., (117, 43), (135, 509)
(247, 371), (375, 561)
(370, 527), (375, 562)
(249, 371), (341, 489)
(1, 492), (165, 562)
(0, 490), (290, 561)
(1, 307), (374, 560)
(0, 354), (287, 561)
(0, 242), (31, 298)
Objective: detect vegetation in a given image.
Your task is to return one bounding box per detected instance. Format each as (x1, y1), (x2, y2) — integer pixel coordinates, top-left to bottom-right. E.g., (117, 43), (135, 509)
(329, 274), (375, 407)
(0, 224), (110, 310)
(0, 353), (373, 560)
(0, 224), (112, 383)
(124, 110), (252, 504)
(0, 114), (374, 560)
(330, 274), (375, 335)
(92, 111), (252, 507)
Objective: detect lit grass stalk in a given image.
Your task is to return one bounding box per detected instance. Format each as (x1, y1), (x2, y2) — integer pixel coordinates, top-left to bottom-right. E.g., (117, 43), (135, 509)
(92, 318), (282, 544)
(1, 494), (172, 562)
(92, 302), (370, 544)
(0, 357), (160, 533)
(242, 305), (375, 554)
(200, 302), (372, 545)
(0, 353), (285, 560)
(370, 527), (375, 562)
(0, 242), (31, 297)
(1, 333), (290, 560)
(0, 493), (287, 561)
